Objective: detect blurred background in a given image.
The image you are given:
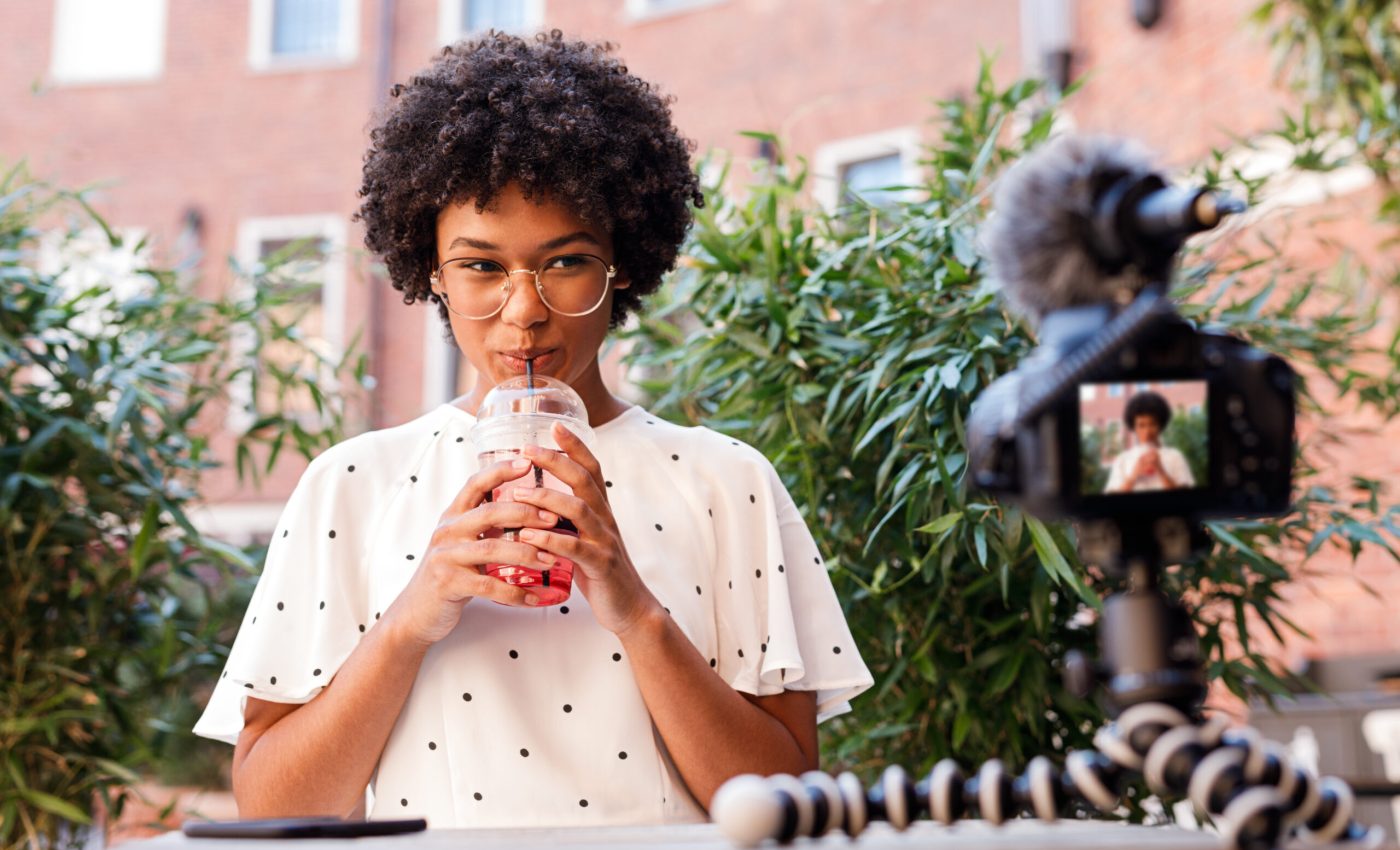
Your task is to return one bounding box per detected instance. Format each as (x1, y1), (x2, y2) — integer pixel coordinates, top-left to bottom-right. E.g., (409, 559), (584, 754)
(3, 0), (1400, 844)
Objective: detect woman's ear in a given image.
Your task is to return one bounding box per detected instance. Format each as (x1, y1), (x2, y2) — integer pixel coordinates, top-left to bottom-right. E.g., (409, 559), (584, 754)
(612, 268), (631, 291)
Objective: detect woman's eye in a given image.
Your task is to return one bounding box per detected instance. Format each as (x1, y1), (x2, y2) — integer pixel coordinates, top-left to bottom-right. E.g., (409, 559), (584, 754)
(453, 259), (502, 274)
(545, 254), (587, 270)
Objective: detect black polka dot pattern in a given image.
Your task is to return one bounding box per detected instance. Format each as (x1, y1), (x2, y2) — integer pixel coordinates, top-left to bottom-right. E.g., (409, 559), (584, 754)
(313, 668), (322, 676)
(755, 569), (762, 578)
(406, 554), (415, 560)
(749, 494), (756, 503)
(509, 649), (519, 659)
(270, 676), (278, 685)
(400, 799), (407, 807)
(778, 564), (785, 573)
(709, 658), (716, 668)
(328, 530), (336, 539)
(563, 704), (572, 713)
(695, 585), (701, 595)
(462, 692), (472, 701)
(428, 741), (437, 750)
(456, 436), (464, 443)
(654, 523), (663, 531)
(411, 475), (418, 483)
(520, 748), (529, 757)
(560, 606), (569, 614)
(671, 454), (679, 461)
(347, 465), (355, 472)
(612, 652), (622, 662)
(473, 792), (482, 801)
(579, 799), (589, 807)
(619, 751), (628, 760)
(359, 624), (366, 633)
(833, 646), (842, 654)
(738, 649), (745, 658)
(282, 529), (288, 538)
(319, 600), (325, 609)
(605, 480), (613, 488)
(276, 602), (284, 611)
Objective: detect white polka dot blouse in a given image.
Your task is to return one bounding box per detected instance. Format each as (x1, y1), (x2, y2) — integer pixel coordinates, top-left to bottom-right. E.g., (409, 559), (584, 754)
(194, 404), (874, 827)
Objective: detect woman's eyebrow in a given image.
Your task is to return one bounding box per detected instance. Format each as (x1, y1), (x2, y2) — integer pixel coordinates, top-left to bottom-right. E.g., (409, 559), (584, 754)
(446, 231), (602, 253)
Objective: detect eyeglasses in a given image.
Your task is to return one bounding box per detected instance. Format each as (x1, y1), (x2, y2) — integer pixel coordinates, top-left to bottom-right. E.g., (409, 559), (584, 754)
(430, 253), (618, 320)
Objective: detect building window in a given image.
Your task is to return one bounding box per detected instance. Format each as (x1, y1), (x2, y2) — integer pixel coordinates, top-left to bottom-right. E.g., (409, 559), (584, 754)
(230, 216), (348, 430)
(625, 0), (727, 20)
(813, 127), (921, 211)
(50, 0), (167, 85)
(249, 0), (359, 70)
(439, 0), (543, 42)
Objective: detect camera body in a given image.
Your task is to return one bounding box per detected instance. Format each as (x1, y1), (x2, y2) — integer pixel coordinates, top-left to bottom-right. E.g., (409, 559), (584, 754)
(968, 294), (1294, 523)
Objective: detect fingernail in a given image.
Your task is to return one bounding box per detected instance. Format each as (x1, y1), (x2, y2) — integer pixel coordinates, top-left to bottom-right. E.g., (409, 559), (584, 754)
(536, 551), (555, 565)
(519, 529), (539, 542)
(512, 458), (531, 470)
(523, 445), (540, 457)
(513, 487), (533, 501)
(538, 510), (557, 522)
(525, 595), (541, 606)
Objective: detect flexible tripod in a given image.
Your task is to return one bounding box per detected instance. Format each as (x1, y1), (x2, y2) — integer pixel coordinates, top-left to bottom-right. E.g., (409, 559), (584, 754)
(711, 518), (1382, 850)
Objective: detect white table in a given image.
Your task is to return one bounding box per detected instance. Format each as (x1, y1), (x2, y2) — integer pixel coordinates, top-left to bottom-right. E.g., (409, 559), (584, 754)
(120, 819), (1396, 850)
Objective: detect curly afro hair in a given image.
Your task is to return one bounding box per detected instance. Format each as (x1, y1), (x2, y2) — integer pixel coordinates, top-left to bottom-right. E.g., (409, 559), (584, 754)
(356, 30), (703, 329)
(1123, 390), (1172, 430)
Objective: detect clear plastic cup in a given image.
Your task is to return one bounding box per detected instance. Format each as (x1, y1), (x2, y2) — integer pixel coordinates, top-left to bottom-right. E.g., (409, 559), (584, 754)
(470, 375), (594, 607)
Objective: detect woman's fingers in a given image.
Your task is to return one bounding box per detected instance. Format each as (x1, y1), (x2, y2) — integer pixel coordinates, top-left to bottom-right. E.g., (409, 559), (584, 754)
(549, 423), (607, 490)
(523, 438), (604, 505)
(427, 539), (553, 605)
(509, 485), (607, 539)
(439, 500), (561, 540)
(443, 458), (534, 517)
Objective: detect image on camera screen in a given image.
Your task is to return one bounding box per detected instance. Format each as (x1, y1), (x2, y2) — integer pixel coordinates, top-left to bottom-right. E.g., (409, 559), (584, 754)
(1080, 381), (1208, 496)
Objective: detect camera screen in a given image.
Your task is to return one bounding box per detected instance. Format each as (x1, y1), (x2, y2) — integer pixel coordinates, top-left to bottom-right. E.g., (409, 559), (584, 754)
(1080, 381), (1208, 496)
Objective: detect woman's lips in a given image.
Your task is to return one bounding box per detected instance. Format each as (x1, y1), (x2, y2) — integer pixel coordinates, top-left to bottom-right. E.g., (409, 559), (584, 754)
(499, 349), (557, 374)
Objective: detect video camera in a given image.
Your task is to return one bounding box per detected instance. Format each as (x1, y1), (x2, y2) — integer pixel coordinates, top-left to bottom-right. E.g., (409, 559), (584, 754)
(967, 136), (1294, 531)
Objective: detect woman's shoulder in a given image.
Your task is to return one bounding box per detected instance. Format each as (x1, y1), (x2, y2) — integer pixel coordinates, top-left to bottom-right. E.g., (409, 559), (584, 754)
(601, 407), (774, 470)
(296, 404), (462, 493)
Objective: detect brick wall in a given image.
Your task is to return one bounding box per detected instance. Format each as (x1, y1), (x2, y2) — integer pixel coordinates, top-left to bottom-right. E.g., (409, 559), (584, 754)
(4, 0), (1396, 669)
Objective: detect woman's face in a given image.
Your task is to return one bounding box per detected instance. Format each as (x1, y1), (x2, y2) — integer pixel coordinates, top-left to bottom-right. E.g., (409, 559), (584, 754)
(1132, 414), (1162, 446)
(433, 184), (628, 412)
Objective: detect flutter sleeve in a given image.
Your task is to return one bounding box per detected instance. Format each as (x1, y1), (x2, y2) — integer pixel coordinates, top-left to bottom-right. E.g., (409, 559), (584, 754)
(193, 444), (372, 745)
(707, 442), (874, 723)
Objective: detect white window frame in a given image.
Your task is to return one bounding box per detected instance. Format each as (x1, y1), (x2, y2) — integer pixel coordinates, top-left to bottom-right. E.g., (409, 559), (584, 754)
(438, 0), (544, 43)
(50, 0), (168, 86)
(227, 214), (349, 432)
(421, 306), (459, 410)
(248, 0), (360, 72)
(813, 127), (921, 212)
(625, 0), (727, 21)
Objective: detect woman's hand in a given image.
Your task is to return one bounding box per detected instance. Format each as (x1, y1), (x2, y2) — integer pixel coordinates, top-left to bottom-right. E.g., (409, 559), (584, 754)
(510, 422), (665, 636)
(382, 458), (564, 647)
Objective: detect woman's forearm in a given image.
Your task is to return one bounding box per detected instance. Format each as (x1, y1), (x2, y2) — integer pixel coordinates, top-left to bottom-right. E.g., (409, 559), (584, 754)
(232, 615), (431, 818)
(616, 609), (814, 811)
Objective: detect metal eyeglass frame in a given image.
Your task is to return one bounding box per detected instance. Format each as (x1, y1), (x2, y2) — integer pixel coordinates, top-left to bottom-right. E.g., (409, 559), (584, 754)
(429, 253), (618, 320)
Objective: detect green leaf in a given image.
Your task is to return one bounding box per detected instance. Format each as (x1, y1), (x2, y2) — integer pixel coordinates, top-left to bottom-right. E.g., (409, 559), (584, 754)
(916, 512), (963, 535)
(20, 790), (92, 825)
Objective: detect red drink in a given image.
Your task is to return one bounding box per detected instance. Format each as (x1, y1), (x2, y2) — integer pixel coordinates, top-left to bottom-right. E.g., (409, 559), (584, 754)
(479, 448), (577, 606)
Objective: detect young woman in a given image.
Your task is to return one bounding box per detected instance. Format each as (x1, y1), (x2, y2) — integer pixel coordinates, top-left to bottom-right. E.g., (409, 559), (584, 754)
(1103, 390), (1195, 493)
(194, 31), (872, 828)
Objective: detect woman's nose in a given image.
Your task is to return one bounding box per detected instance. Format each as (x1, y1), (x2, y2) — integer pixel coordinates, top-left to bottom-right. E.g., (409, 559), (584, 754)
(499, 271), (549, 327)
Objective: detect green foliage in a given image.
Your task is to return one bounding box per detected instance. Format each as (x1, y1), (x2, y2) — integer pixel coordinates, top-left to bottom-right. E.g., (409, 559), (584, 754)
(0, 165), (367, 849)
(1256, 0), (1400, 212)
(627, 62), (1400, 779)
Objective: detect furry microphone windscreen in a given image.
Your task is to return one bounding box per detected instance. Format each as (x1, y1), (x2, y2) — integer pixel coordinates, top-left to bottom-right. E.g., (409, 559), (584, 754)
(980, 134), (1160, 327)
